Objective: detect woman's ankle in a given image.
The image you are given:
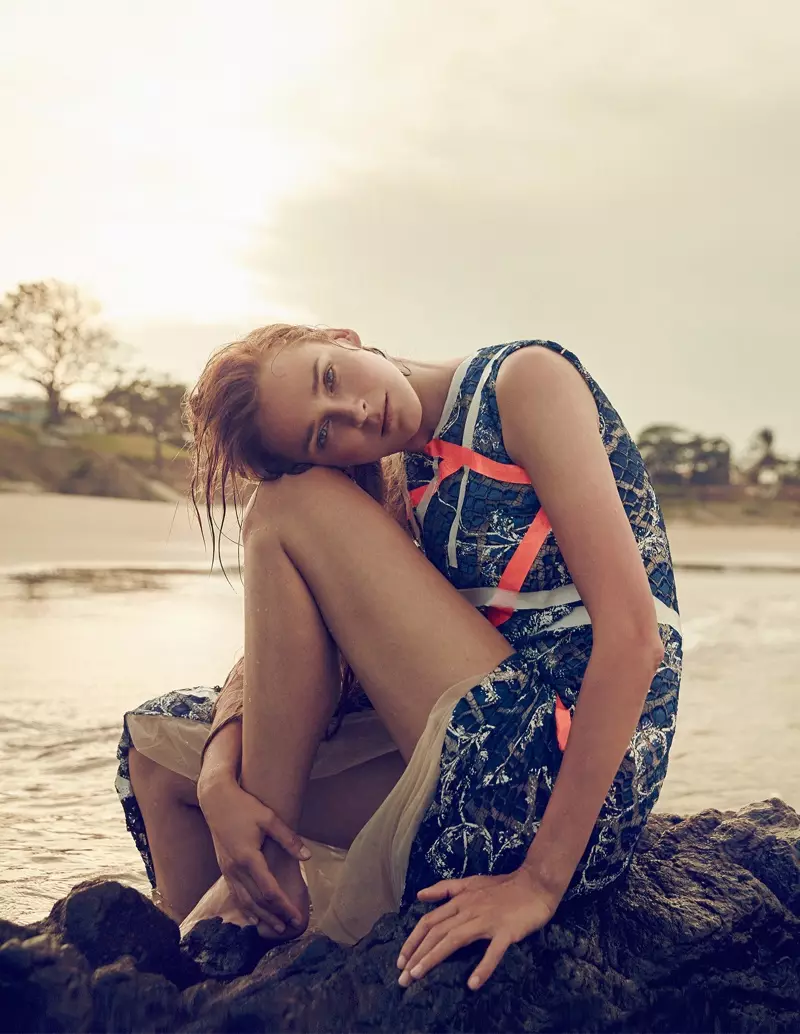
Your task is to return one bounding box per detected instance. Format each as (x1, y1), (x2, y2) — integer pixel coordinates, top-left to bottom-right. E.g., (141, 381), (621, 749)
(151, 886), (188, 925)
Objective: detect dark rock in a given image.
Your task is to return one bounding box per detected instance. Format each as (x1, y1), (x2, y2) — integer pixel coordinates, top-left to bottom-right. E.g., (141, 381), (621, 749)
(44, 879), (200, 989)
(179, 918), (274, 981)
(91, 955), (183, 1034)
(2, 798), (799, 1032)
(0, 933), (92, 1033)
(0, 917), (40, 945)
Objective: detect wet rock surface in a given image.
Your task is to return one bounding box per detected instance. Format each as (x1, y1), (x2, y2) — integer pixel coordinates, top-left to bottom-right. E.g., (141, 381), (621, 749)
(1, 799), (798, 1033)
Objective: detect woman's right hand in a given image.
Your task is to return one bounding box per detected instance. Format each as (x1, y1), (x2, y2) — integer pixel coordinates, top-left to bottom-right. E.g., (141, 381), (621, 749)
(198, 776), (311, 934)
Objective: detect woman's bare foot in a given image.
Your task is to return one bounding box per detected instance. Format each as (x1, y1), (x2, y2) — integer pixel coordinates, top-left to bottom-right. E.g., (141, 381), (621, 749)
(179, 840), (310, 943)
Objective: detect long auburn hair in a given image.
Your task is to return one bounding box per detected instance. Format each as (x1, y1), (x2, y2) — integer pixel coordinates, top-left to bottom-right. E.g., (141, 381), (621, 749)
(183, 322), (408, 722)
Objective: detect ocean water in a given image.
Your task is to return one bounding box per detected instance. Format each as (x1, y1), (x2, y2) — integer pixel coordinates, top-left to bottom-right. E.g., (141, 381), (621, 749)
(0, 494), (798, 925)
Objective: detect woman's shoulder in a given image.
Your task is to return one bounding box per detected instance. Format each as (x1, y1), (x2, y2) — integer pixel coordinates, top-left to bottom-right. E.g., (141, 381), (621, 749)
(490, 338), (586, 374)
(427, 339), (599, 459)
(442, 340), (578, 412)
(494, 343), (593, 408)
(452, 339), (599, 463)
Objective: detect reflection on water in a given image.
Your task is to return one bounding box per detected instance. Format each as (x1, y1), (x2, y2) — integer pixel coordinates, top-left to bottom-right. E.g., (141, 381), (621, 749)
(8, 568), (168, 599)
(0, 570), (244, 924)
(0, 493), (799, 926)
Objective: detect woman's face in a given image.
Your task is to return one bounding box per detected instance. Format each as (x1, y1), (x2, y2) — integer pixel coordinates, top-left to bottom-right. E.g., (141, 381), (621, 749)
(256, 329), (422, 468)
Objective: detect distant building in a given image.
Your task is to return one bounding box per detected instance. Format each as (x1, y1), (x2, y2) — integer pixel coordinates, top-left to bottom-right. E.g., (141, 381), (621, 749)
(0, 395), (93, 434)
(0, 395), (48, 426)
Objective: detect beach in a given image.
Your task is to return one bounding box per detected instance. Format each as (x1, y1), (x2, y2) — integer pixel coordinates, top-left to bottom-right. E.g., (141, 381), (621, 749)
(1, 493), (798, 925)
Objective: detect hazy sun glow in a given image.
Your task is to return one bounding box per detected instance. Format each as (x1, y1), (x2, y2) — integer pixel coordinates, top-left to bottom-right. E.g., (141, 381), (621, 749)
(1, 0), (798, 450)
(0, 1), (354, 324)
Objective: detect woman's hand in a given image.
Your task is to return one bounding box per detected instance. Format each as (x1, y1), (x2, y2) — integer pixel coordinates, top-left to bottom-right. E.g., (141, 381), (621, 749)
(198, 776), (311, 934)
(397, 868), (561, 991)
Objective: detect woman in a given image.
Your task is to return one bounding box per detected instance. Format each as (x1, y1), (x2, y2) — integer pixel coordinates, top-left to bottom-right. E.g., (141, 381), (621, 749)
(116, 324), (682, 991)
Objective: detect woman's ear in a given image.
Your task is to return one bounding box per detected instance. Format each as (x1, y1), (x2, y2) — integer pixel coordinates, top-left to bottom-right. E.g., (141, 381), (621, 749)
(327, 327), (362, 348)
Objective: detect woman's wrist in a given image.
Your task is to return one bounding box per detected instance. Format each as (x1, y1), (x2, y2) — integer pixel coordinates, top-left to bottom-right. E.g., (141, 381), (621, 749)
(197, 760), (238, 809)
(516, 856), (568, 911)
(197, 717), (243, 809)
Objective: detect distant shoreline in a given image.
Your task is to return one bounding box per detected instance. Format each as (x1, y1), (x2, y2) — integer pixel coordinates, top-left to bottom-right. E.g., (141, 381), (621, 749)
(4, 424), (800, 526)
(660, 496), (800, 529)
(0, 424), (186, 503)
(1, 485), (800, 570)
(5, 557), (799, 580)
(2, 490), (800, 579)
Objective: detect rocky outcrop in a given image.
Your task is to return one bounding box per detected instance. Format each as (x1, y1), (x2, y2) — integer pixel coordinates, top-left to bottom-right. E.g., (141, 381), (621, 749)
(1, 799), (798, 1033)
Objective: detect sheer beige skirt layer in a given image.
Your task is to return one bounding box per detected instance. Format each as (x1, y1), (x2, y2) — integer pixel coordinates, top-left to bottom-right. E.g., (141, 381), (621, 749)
(126, 671), (487, 946)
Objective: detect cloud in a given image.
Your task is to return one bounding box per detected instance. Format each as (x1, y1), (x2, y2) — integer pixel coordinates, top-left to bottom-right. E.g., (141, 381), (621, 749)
(2, 0), (798, 450)
(251, 86), (799, 449)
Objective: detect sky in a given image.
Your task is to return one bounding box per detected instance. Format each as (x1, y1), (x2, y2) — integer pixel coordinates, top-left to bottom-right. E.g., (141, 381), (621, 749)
(1, 0), (798, 454)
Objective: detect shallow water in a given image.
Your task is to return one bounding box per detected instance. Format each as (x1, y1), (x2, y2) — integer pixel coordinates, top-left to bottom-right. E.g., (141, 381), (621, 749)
(0, 494), (798, 925)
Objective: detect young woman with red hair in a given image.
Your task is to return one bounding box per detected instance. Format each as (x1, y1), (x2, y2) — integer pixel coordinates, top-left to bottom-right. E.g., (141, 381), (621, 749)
(116, 324), (682, 990)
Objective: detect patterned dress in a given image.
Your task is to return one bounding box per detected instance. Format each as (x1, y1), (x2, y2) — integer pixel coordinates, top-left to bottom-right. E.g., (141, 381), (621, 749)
(116, 338), (681, 903)
(401, 340), (682, 902)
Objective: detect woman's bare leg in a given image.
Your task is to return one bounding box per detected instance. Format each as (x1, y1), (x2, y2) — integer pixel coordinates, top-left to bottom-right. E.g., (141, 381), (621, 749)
(127, 747), (220, 922)
(129, 744), (406, 925)
(244, 467), (515, 762)
(200, 466), (515, 935)
(298, 750), (407, 849)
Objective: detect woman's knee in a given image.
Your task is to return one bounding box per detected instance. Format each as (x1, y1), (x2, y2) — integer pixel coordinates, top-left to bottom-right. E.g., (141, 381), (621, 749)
(243, 466), (361, 542)
(128, 747), (198, 807)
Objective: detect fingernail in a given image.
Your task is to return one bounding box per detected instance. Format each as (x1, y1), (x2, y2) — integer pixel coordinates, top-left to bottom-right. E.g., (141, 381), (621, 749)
(299, 847), (312, 860)
(398, 971), (411, 988)
(290, 916), (303, 928)
(396, 954), (407, 969)
(468, 975), (480, 990)
(273, 921), (285, 934)
(410, 965), (422, 979)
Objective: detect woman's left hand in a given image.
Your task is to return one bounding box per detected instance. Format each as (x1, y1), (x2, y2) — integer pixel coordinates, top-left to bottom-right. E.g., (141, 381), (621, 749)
(397, 868), (562, 991)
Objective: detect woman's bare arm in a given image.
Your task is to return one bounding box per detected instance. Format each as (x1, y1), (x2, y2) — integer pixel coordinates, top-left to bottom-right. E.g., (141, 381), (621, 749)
(197, 717), (241, 802)
(396, 347), (666, 990)
(201, 657), (245, 758)
(497, 346), (664, 898)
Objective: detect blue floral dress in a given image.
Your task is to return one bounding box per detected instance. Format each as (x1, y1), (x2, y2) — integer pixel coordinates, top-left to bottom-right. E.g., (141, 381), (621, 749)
(116, 339), (682, 904)
(401, 340), (682, 901)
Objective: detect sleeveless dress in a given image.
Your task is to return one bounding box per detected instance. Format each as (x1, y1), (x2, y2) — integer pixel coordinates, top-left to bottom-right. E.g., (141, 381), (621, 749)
(116, 338), (682, 908)
(401, 339), (682, 901)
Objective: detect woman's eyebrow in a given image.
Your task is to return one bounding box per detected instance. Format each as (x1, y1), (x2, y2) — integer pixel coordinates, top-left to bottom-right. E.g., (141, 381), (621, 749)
(304, 358), (321, 454)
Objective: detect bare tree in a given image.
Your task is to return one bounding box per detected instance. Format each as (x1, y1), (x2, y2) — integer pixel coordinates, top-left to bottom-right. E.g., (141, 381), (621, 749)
(97, 375), (187, 467)
(0, 280), (119, 425)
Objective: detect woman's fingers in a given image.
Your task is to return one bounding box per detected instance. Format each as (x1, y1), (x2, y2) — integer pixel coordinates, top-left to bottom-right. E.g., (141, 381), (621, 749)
(416, 879), (461, 902)
(234, 855), (302, 927)
(224, 871), (284, 932)
(236, 883), (284, 934)
(225, 879), (259, 925)
(399, 920), (485, 985)
(257, 806), (312, 862)
(397, 899), (459, 968)
(400, 914), (463, 976)
(468, 937), (510, 991)
(225, 875), (286, 936)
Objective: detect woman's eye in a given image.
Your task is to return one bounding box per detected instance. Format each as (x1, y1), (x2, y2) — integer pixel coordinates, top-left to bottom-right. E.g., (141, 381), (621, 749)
(317, 421), (330, 450)
(324, 365), (335, 391)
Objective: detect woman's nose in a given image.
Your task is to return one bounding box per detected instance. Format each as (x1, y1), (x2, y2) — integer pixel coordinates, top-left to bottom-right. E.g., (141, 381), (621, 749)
(334, 397), (370, 426)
